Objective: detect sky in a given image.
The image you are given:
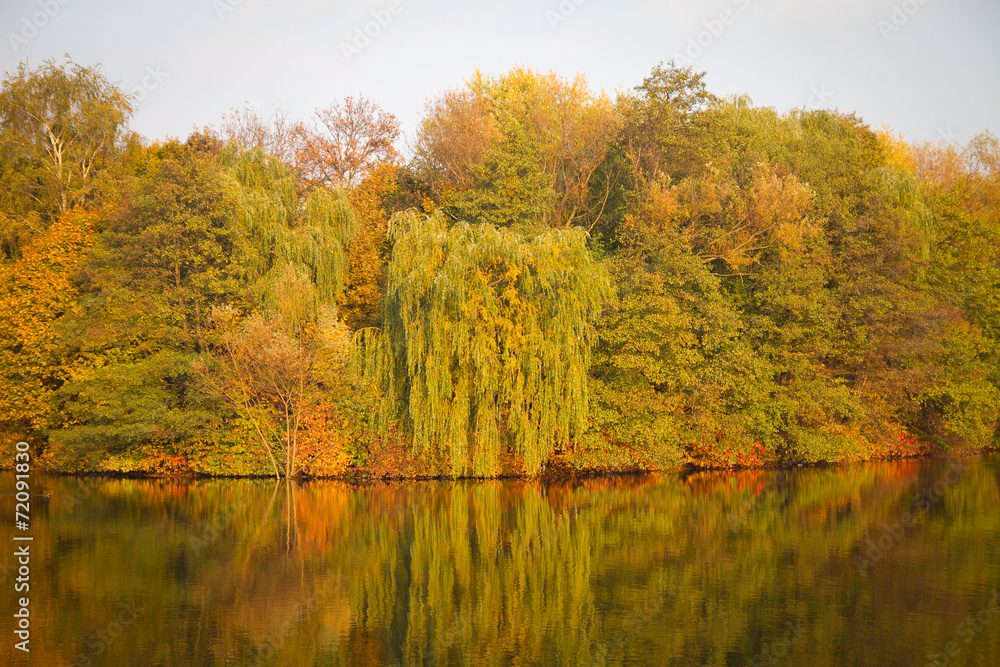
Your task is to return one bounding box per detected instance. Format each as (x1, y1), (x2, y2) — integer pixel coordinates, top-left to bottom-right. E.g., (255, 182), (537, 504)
(2, 0), (998, 150)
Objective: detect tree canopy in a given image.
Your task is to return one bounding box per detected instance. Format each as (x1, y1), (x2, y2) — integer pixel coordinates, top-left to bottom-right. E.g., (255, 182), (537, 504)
(1, 57), (997, 478)
(353, 211), (611, 477)
(0, 59), (134, 257)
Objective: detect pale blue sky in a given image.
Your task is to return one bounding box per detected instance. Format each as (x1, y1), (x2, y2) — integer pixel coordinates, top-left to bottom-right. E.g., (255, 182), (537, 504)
(2, 0), (997, 148)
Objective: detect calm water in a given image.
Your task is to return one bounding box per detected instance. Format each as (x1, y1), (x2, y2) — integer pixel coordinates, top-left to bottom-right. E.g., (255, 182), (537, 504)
(2, 455), (999, 666)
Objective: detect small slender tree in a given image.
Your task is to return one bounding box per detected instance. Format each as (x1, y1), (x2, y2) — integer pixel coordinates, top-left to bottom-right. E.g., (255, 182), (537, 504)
(197, 269), (350, 478)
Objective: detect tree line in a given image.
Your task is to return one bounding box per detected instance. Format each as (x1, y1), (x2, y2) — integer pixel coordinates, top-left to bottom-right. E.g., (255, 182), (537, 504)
(1, 57), (997, 478)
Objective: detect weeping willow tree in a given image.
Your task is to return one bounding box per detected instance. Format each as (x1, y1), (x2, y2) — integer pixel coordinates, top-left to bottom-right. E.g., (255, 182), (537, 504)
(352, 211), (611, 477)
(220, 144), (355, 307)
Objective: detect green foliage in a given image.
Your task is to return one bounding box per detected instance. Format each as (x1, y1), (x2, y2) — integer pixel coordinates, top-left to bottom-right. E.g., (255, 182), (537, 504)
(630, 60), (719, 180)
(51, 349), (213, 459)
(590, 61), (719, 248)
(4, 59), (998, 477)
(912, 133), (1000, 445)
(80, 135), (243, 354)
(353, 211), (611, 476)
(586, 249), (757, 468)
(220, 144), (356, 308)
(585, 77), (999, 468)
(0, 58), (135, 257)
(445, 123), (554, 229)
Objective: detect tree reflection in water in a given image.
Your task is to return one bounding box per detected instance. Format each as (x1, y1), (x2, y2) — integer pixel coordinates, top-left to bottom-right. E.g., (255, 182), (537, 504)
(2, 455), (998, 666)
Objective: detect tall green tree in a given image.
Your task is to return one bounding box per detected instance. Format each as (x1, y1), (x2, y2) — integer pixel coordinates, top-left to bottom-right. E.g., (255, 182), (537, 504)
(81, 134), (242, 353)
(51, 136), (242, 460)
(589, 61), (719, 249)
(353, 211), (611, 477)
(220, 144), (356, 307)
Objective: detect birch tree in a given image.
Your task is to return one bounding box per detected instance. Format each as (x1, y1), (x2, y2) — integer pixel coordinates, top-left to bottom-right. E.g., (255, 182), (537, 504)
(0, 59), (133, 245)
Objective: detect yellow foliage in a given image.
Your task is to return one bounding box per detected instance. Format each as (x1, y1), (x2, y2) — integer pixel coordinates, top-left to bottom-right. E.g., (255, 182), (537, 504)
(876, 125), (917, 174)
(340, 163), (399, 330)
(0, 208), (95, 433)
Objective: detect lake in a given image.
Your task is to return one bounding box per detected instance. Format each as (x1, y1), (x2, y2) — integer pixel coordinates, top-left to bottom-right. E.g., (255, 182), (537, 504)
(2, 454), (999, 665)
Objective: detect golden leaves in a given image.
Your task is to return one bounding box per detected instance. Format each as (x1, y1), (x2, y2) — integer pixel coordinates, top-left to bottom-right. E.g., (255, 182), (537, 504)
(0, 208), (96, 431)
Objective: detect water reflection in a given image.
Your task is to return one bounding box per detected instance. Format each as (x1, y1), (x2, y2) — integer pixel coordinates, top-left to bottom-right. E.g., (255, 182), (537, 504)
(1, 455), (998, 665)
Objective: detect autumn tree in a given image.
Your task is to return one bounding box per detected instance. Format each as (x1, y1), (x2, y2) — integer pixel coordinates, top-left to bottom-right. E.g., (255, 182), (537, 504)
(586, 243), (762, 469)
(585, 75), (984, 466)
(49, 136), (243, 460)
(911, 132), (1000, 445)
(93, 135), (243, 349)
(295, 96), (401, 190)
(622, 61), (718, 182)
(630, 162), (817, 276)
(339, 162), (399, 330)
(0, 209), (95, 439)
(196, 270), (352, 479)
(191, 144), (357, 477)
(55, 140), (360, 472)
(589, 62), (720, 244)
(217, 104), (300, 167)
(0, 59), (134, 257)
(414, 67), (619, 229)
(214, 97), (401, 193)
(352, 211), (610, 477)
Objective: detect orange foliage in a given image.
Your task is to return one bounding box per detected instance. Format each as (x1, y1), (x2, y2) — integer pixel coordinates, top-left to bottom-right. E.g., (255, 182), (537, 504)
(340, 163), (398, 330)
(0, 208), (95, 434)
(685, 441), (767, 469)
(864, 423), (928, 460)
(296, 402), (353, 477)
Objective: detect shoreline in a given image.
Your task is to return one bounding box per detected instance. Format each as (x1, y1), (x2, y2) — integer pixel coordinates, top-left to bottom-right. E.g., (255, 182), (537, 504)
(8, 445), (997, 485)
